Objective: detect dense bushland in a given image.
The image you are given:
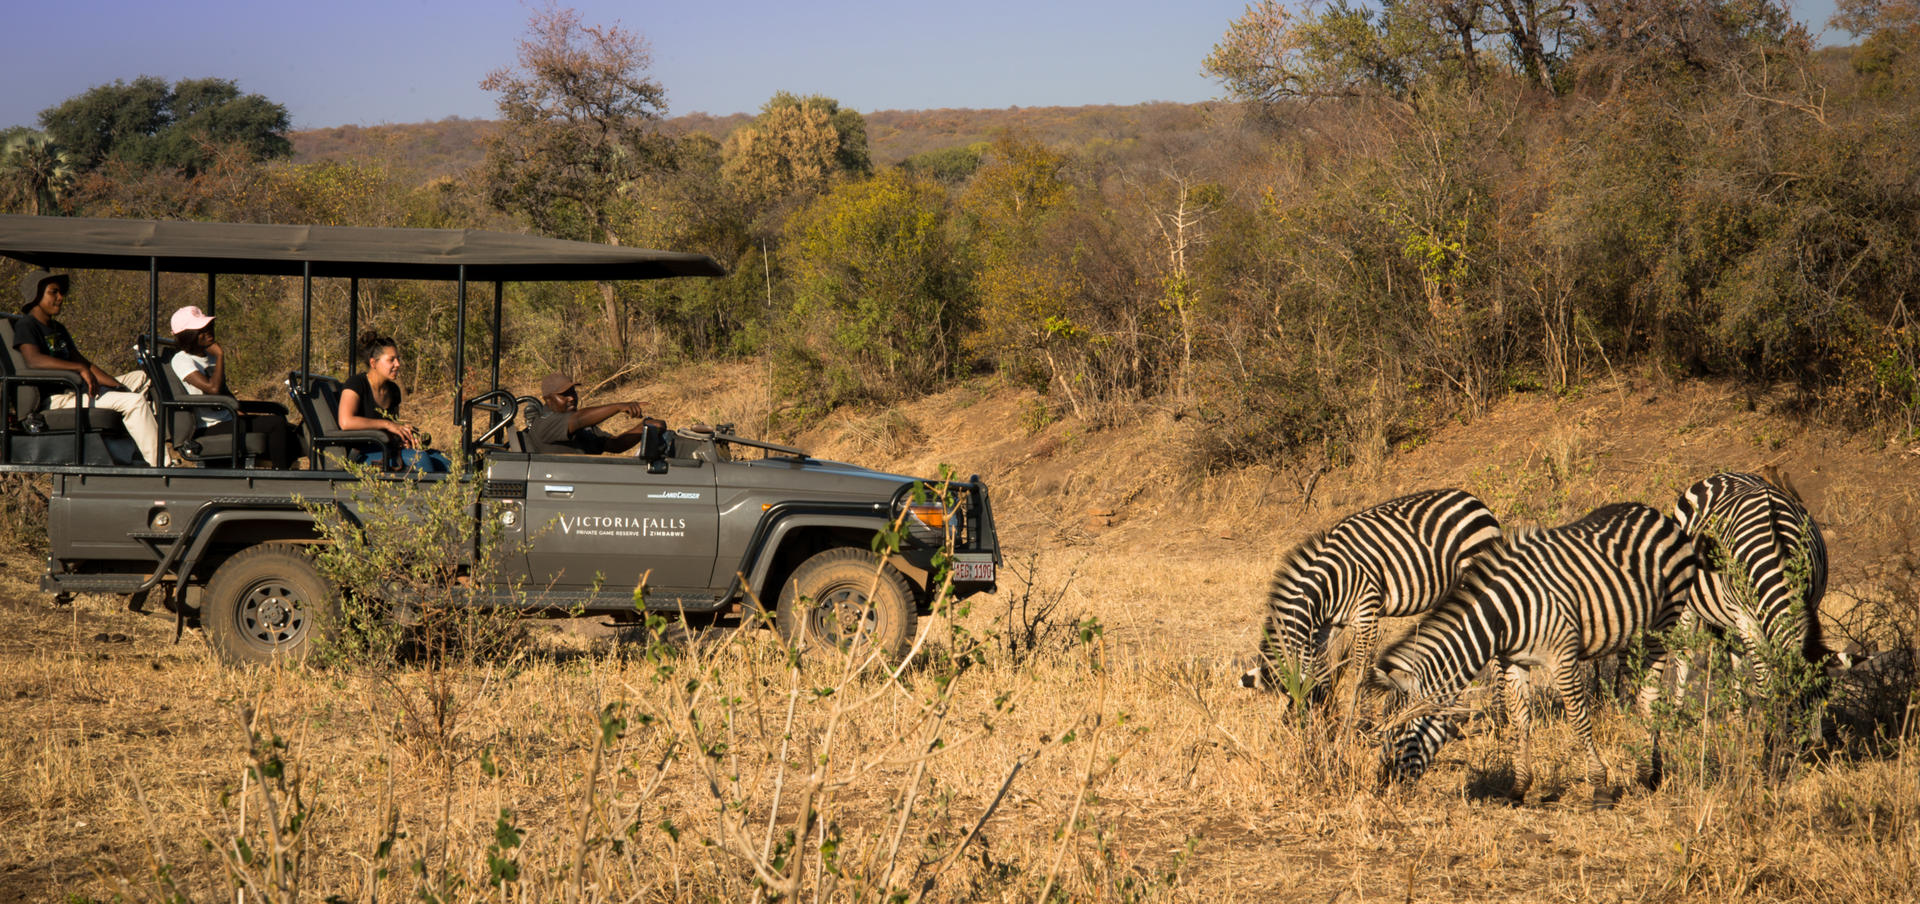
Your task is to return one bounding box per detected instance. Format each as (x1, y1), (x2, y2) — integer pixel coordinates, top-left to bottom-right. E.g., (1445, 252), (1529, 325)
(3, 1), (1916, 462)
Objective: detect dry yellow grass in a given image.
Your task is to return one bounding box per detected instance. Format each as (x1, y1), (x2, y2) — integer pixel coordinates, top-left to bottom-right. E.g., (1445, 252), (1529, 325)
(2, 370), (1916, 902)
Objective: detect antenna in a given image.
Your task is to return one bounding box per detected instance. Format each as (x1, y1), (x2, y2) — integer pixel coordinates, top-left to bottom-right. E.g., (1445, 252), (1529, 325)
(763, 240), (774, 437)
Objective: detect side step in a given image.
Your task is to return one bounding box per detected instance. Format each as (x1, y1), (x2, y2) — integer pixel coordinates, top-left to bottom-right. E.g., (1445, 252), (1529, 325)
(42, 574), (151, 593)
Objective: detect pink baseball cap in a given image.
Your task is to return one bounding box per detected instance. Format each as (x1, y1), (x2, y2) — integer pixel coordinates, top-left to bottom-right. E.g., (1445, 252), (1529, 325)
(169, 305), (215, 335)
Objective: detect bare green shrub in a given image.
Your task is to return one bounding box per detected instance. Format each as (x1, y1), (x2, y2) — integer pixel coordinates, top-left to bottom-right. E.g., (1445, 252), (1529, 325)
(302, 460), (525, 668)
(1636, 520), (1837, 786)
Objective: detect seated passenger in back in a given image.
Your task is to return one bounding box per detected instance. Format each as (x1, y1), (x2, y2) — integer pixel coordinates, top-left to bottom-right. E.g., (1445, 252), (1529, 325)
(14, 270), (162, 466)
(168, 306), (302, 469)
(524, 373), (657, 455)
(336, 332), (451, 473)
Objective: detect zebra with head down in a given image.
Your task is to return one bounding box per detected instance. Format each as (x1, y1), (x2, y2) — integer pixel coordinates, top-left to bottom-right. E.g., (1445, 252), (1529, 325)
(1242, 489), (1502, 713)
(1673, 471), (1831, 687)
(1373, 502), (1698, 805)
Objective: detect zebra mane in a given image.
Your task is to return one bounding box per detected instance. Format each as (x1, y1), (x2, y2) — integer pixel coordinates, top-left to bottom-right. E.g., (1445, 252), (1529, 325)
(1497, 524), (1547, 547)
(1268, 528), (1335, 587)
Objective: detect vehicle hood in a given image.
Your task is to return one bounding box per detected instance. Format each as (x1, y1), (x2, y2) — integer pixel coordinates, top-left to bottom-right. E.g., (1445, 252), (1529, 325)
(720, 456), (926, 501)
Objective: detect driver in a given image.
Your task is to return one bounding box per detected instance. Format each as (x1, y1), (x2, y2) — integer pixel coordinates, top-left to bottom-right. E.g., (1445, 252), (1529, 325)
(524, 373), (657, 455)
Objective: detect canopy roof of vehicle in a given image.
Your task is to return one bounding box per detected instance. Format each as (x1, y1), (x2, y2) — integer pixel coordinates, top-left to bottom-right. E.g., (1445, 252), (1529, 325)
(0, 215), (726, 281)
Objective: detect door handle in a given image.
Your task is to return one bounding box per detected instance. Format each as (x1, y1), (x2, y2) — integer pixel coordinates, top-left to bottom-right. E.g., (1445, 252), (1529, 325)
(543, 484), (575, 496)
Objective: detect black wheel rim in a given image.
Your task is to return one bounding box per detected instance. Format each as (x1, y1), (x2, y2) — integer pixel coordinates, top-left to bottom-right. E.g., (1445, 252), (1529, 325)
(807, 584), (878, 647)
(237, 578), (308, 650)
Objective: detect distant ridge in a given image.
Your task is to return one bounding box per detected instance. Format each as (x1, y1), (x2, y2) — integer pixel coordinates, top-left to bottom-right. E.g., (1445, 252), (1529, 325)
(290, 102), (1216, 185)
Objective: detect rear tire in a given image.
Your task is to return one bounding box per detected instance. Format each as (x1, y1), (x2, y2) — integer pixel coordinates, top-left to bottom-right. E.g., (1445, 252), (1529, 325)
(775, 548), (917, 662)
(204, 543), (336, 666)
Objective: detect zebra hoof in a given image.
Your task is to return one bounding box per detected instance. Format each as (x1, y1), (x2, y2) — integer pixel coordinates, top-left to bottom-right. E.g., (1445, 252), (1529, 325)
(1590, 788), (1619, 810)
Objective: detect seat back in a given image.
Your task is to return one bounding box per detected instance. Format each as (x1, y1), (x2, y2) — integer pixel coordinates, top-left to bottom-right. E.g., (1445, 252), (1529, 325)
(1, 315), (51, 414)
(135, 336), (198, 442)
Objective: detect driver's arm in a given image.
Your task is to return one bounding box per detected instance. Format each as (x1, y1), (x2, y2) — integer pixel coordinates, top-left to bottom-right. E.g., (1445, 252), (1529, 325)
(566, 401), (645, 433)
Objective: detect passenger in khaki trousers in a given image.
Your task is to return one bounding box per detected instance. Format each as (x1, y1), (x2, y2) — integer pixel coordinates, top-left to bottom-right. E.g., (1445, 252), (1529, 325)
(13, 270), (162, 466)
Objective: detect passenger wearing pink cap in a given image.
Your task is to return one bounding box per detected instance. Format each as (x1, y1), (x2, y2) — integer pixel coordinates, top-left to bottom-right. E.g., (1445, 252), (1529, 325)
(169, 306), (300, 468)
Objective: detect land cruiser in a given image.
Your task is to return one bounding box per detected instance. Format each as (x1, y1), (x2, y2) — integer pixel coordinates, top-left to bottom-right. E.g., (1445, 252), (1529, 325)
(0, 216), (999, 664)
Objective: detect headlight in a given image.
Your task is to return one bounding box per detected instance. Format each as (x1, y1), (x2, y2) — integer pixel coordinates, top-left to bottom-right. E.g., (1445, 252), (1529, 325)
(901, 501), (952, 545)
(905, 502), (948, 530)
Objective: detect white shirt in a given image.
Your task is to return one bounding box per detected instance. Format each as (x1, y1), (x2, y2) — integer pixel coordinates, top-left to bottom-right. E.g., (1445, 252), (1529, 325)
(170, 351), (232, 426)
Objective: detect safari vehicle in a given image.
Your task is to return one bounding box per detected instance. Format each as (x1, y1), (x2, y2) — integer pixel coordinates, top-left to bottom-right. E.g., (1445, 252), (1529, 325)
(0, 216), (999, 664)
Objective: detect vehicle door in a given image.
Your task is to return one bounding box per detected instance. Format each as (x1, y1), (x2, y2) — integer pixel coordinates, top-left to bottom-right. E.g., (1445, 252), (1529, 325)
(519, 453), (720, 594)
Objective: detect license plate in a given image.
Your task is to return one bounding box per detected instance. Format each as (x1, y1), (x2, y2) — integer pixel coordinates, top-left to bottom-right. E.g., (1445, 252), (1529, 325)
(952, 556), (995, 583)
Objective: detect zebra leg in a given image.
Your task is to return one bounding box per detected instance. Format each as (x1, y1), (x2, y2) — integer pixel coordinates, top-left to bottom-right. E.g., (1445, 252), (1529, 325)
(1551, 651), (1614, 805)
(1504, 665), (1534, 803)
(1633, 638), (1674, 791)
(1347, 606), (1381, 725)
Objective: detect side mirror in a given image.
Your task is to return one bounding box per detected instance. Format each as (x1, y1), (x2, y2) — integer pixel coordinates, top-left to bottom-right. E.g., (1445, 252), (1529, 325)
(640, 423), (671, 472)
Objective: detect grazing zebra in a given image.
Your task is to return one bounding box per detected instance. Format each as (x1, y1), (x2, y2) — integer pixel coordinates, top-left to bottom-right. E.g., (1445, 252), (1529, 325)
(1380, 713), (1465, 784)
(1241, 489), (1502, 712)
(1672, 471), (1830, 689)
(1374, 502), (1697, 803)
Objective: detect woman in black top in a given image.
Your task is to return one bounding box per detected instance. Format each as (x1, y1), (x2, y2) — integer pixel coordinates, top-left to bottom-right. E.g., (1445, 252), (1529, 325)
(336, 333), (449, 472)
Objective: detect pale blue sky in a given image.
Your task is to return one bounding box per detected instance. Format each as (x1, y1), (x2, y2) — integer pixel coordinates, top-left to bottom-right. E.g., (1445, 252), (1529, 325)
(2, 0), (1849, 131)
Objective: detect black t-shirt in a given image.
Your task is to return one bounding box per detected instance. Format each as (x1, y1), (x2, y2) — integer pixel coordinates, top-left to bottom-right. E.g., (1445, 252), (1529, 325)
(340, 373), (400, 422)
(12, 316), (81, 363)
(525, 403), (609, 454)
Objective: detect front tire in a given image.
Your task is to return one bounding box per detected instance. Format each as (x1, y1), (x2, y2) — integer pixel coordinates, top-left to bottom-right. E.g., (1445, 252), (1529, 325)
(775, 548), (917, 662)
(204, 543), (336, 666)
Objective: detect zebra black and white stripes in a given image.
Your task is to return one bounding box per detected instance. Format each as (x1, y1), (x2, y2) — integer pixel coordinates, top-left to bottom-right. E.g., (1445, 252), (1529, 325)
(1243, 489), (1502, 705)
(1673, 471), (1830, 685)
(1374, 502), (1697, 801)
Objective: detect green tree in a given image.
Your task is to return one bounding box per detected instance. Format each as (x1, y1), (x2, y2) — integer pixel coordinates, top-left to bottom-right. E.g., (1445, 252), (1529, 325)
(898, 143), (987, 184)
(1835, 0), (1920, 94)
(155, 78), (295, 167)
(0, 129), (77, 215)
(37, 76), (290, 174)
(722, 93), (872, 205)
(960, 135), (1077, 392)
(775, 170), (970, 411)
(1203, 0), (1485, 101)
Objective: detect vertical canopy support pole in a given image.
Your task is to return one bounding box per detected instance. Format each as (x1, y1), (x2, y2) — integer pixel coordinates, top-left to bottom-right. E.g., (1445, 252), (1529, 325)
(490, 281), (504, 393)
(147, 258), (159, 350)
(300, 262), (313, 391)
(455, 265), (468, 427)
(205, 273), (216, 316)
(347, 277), (360, 376)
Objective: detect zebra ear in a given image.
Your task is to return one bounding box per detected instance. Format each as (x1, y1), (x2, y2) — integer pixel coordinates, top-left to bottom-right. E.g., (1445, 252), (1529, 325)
(1383, 668), (1417, 696)
(1368, 667), (1414, 694)
(1238, 667), (1264, 690)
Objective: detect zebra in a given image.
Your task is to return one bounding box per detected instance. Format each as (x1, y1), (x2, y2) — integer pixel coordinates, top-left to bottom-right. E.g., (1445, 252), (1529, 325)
(1672, 471), (1831, 691)
(1241, 489), (1503, 715)
(1373, 502), (1697, 804)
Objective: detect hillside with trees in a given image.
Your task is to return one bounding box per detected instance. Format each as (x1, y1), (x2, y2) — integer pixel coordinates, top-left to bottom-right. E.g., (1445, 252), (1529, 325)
(2, 0), (1915, 471)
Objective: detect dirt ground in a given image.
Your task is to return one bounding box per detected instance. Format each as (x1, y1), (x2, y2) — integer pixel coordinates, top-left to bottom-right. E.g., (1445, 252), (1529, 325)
(1, 368), (1916, 902)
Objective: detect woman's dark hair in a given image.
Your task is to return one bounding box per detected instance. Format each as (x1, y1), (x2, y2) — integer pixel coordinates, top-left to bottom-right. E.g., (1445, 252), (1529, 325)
(358, 332), (397, 363)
